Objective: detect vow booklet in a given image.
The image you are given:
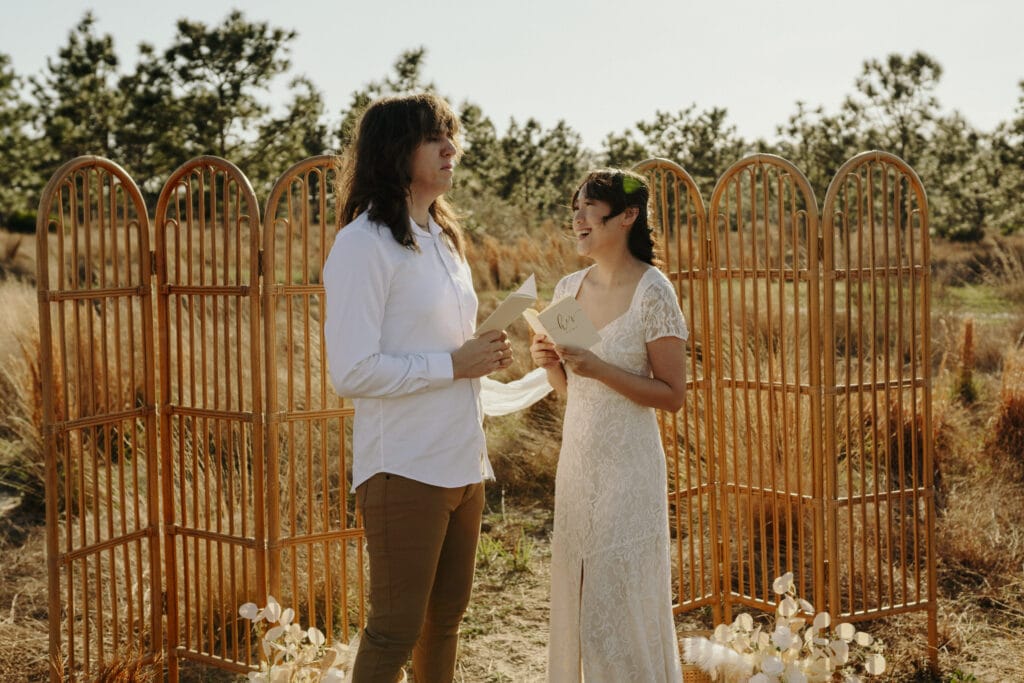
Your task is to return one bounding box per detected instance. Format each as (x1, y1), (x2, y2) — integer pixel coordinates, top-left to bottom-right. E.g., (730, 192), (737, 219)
(476, 274), (537, 335)
(523, 296), (602, 349)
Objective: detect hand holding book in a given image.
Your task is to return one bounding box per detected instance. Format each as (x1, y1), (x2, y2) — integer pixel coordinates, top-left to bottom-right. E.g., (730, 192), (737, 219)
(523, 296), (601, 349)
(476, 274), (538, 335)
(475, 273), (601, 350)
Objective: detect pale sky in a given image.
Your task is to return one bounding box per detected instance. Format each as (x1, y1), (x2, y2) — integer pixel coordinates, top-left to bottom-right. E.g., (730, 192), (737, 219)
(3, 0), (1022, 150)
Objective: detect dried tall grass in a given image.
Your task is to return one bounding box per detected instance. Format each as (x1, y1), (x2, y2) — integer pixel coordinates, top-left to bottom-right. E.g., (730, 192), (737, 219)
(990, 347), (1024, 467)
(0, 279), (43, 516)
(465, 228), (587, 296)
(931, 233), (1024, 296)
(877, 354), (1024, 680)
(981, 234), (1024, 304)
(0, 229), (36, 283)
(856, 250), (1024, 679)
(93, 650), (162, 683)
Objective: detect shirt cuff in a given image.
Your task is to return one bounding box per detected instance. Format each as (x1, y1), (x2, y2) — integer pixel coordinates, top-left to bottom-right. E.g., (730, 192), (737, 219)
(426, 352), (455, 386)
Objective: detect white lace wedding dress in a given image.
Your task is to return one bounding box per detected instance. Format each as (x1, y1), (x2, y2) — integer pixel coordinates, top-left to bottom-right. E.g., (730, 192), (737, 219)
(548, 266), (688, 683)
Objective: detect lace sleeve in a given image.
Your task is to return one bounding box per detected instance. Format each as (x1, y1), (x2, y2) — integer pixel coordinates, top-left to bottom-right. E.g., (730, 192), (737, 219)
(641, 276), (689, 343)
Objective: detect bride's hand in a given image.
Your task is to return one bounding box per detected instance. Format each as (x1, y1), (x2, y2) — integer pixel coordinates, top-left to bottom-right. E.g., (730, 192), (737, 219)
(530, 334), (561, 370)
(555, 345), (603, 379)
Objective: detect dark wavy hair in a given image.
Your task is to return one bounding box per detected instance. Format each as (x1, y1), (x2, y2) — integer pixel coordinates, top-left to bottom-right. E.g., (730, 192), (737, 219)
(338, 93), (465, 257)
(571, 168), (661, 266)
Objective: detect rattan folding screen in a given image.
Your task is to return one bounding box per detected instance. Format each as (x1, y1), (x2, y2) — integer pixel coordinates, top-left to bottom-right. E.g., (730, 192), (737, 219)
(636, 152), (936, 660)
(37, 152), (935, 680)
(38, 155), (366, 681)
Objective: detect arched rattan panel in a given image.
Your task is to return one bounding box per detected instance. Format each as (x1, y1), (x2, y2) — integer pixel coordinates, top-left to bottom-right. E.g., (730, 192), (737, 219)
(262, 155), (366, 645)
(707, 154), (823, 621)
(36, 156), (161, 681)
(632, 158), (719, 618)
(821, 151), (936, 656)
(153, 156), (264, 677)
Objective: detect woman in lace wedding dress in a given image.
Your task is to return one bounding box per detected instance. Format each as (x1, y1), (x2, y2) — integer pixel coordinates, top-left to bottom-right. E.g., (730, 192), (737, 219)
(531, 169), (689, 682)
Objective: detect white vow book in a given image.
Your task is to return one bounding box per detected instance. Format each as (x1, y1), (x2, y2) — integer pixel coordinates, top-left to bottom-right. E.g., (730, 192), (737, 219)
(523, 296), (602, 349)
(476, 274), (537, 335)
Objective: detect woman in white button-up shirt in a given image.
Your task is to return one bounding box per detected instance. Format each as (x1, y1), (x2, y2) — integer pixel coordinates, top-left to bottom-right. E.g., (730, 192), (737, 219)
(323, 93), (512, 683)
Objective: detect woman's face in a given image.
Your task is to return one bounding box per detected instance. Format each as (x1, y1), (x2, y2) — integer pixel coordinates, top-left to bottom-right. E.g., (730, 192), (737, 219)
(571, 186), (630, 258)
(408, 133), (458, 202)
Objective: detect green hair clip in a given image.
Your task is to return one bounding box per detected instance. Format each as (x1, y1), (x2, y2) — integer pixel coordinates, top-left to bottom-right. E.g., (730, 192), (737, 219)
(621, 175), (643, 195)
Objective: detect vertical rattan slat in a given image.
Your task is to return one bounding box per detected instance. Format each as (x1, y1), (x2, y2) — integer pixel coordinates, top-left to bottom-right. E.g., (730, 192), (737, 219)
(37, 157), (161, 682)
(821, 151), (936, 660)
(632, 159), (719, 619)
(262, 156), (366, 647)
(154, 157), (264, 678)
(707, 155), (821, 622)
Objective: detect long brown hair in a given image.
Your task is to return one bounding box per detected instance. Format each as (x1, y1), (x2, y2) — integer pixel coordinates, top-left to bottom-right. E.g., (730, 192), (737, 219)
(338, 93), (465, 256)
(571, 168), (662, 266)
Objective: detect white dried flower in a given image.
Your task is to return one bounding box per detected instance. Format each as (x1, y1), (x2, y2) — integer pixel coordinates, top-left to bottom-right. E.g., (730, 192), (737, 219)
(778, 596), (799, 618)
(864, 653), (886, 675)
(830, 638), (850, 665)
(835, 623), (856, 641)
(238, 598), (358, 682)
(263, 596), (282, 624)
(772, 624), (797, 650)
(682, 574), (887, 683)
(308, 627), (326, 647)
(240, 602), (260, 621)
(761, 654), (784, 675)
(812, 612), (830, 631)
(773, 572), (795, 595)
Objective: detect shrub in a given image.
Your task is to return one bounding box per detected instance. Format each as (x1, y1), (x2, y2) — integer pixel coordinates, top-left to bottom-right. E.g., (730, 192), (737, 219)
(990, 347), (1024, 467)
(3, 209), (37, 234)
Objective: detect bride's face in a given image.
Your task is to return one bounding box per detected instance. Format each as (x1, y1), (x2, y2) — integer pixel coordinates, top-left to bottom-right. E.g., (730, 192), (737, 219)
(571, 188), (629, 258)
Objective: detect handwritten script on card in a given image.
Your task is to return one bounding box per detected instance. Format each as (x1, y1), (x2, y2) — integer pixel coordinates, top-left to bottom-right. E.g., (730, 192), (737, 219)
(523, 296), (601, 349)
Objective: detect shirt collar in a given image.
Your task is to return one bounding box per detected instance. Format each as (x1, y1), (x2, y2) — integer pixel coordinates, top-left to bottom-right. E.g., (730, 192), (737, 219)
(409, 214), (439, 238)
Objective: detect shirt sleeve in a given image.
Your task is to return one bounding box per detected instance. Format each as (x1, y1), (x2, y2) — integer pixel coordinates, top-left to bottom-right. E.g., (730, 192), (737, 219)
(322, 227), (454, 399)
(641, 276), (689, 343)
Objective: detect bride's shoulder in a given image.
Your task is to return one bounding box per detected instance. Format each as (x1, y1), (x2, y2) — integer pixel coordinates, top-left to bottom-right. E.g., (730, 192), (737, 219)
(639, 266), (674, 296)
(554, 267), (591, 297)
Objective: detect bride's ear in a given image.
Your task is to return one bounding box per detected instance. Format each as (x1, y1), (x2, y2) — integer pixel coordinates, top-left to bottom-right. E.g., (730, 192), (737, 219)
(621, 207), (639, 229)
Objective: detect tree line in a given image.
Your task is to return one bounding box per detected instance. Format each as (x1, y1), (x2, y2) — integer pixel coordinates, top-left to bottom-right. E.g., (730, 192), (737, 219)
(1, 10), (1022, 241)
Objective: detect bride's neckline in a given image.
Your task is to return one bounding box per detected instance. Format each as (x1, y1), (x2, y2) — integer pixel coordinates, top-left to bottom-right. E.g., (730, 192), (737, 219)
(575, 265), (653, 332)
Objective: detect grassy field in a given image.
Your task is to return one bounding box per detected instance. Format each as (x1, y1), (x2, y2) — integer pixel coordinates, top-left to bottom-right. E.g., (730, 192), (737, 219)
(1, 229), (1023, 682)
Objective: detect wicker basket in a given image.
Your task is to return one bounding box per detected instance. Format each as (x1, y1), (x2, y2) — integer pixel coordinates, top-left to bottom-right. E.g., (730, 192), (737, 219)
(682, 665), (713, 683)
(679, 629), (714, 683)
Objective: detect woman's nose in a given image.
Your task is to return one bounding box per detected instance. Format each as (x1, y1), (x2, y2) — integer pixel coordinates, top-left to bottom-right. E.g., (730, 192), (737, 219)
(442, 137), (456, 156)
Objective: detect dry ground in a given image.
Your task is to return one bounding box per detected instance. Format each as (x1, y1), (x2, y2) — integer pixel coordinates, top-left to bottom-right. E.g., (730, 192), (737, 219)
(3, 468), (1024, 682)
(4, 493), (1024, 682)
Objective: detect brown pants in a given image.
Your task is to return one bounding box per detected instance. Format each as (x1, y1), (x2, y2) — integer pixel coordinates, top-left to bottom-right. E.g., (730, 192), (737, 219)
(351, 473), (484, 683)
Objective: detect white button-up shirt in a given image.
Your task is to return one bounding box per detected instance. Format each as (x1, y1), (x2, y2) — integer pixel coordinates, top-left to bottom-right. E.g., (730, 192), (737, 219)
(323, 210), (492, 490)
